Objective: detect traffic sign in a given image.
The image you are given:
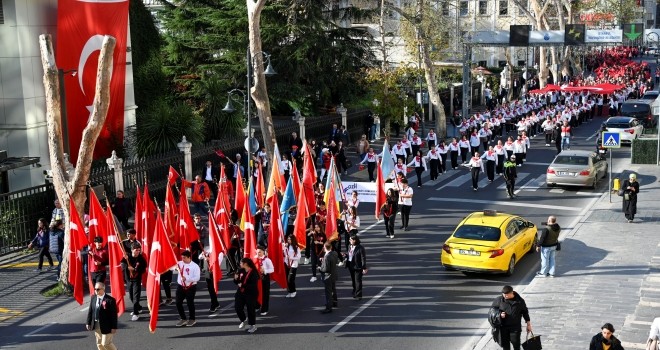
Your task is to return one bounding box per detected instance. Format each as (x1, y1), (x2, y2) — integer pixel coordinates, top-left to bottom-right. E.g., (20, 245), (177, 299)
(623, 23), (644, 42)
(602, 132), (621, 148)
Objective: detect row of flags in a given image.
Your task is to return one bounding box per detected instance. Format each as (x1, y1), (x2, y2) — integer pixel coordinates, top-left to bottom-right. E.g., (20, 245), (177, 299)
(66, 139), (395, 333)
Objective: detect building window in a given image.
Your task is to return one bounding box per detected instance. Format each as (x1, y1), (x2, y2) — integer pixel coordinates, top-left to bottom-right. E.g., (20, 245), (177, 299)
(517, 60), (526, 67)
(499, 0), (508, 16)
(460, 0), (468, 16)
(518, 0), (527, 15)
(479, 0), (488, 15)
(442, 1), (449, 16)
(478, 60), (487, 67)
(498, 60), (507, 67)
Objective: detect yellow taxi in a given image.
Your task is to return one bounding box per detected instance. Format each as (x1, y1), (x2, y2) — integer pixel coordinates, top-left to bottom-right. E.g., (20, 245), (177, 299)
(441, 210), (537, 275)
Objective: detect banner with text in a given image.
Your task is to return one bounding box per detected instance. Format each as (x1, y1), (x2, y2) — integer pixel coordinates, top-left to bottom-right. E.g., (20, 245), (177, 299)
(585, 30), (623, 43)
(340, 182), (398, 203)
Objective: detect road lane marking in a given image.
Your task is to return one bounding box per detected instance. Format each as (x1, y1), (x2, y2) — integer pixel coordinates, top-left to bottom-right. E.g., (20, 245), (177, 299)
(328, 286), (392, 333)
(0, 307), (24, 322)
(497, 173), (530, 189)
(24, 322), (55, 337)
(0, 262), (40, 269)
(586, 131), (599, 141)
(427, 197), (582, 211)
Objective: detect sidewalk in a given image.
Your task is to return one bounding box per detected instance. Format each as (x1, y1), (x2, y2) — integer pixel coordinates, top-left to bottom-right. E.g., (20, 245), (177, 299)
(475, 161), (660, 350)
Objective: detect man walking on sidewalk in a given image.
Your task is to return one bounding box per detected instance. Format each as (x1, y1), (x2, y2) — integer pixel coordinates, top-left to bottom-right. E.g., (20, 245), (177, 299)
(491, 285), (533, 350)
(536, 216), (561, 278)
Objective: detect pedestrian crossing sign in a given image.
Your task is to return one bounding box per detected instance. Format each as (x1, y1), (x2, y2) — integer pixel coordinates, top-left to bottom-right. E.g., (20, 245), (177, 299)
(602, 132), (621, 148)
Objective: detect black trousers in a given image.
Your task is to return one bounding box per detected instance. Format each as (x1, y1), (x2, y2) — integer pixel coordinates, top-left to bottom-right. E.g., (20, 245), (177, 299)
(400, 205), (412, 228)
(285, 266), (297, 293)
(160, 270), (173, 301)
(415, 167), (424, 186)
(450, 151), (459, 170)
(411, 145), (420, 159)
(348, 266), (363, 297)
(129, 279), (142, 315)
(37, 247), (53, 269)
(323, 277), (337, 310)
(311, 247), (320, 277)
(206, 275), (219, 309)
(258, 274), (270, 312)
(176, 285), (197, 320)
(496, 154), (505, 174)
(235, 293), (257, 326)
(506, 179), (516, 197)
(471, 167), (480, 189)
(367, 162), (376, 182)
(384, 215), (395, 236)
(500, 329), (522, 350)
(486, 160), (495, 181)
(460, 147), (469, 163)
(429, 159), (440, 180)
(514, 153), (524, 166)
(440, 154), (448, 172)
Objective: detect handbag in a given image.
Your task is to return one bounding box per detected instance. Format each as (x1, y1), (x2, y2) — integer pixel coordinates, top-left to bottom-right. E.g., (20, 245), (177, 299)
(624, 193), (630, 201)
(522, 331), (542, 350)
(556, 242), (561, 251)
(618, 189), (624, 196)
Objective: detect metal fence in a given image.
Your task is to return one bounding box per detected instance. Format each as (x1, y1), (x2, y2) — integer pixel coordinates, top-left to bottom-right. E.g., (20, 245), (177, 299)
(0, 183), (56, 255)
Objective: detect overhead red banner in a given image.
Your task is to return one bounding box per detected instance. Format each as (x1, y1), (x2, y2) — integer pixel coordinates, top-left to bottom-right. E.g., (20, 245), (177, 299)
(56, 0), (129, 162)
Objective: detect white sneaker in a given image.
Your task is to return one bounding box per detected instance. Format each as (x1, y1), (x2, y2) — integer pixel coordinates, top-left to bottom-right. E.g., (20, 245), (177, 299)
(337, 261), (345, 267)
(247, 325), (258, 333)
(239, 321), (246, 329)
(290, 292), (297, 298)
(303, 258), (310, 264)
(260, 311), (268, 316)
(285, 293), (291, 298)
(131, 315), (139, 321)
(310, 276), (317, 282)
(130, 312), (135, 316)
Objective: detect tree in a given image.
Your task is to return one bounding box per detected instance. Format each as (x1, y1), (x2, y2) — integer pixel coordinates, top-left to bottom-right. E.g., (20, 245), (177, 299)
(39, 34), (116, 283)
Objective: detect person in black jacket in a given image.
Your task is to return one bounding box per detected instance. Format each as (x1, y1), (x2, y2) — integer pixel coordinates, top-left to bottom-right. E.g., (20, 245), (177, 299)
(345, 235), (367, 300)
(491, 285), (533, 350)
(536, 216), (561, 277)
(319, 242), (339, 313)
(589, 323), (624, 350)
(121, 243), (147, 321)
(234, 258), (259, 333)
(111, 190), (132, 231)
(28, 218), (53, 272)
(622, 173), (640, 223)
(86, 282), (118, 350)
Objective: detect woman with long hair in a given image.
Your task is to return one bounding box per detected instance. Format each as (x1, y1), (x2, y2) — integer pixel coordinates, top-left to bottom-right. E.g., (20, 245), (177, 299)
(234, 258), (259, 333)
(308, 224), (327, 283)
(284, 235), (301, 298)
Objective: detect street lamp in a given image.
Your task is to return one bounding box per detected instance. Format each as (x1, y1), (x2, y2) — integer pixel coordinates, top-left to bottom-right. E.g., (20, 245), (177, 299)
(223, 46), (276, 183)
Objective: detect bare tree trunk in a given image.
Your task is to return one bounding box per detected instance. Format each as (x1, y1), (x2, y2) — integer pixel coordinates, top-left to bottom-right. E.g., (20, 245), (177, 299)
(39, 34), (116, 283)
(247, 0), (276, 157)
(379, 0), (388, 71)
(505, 48), (515, 101)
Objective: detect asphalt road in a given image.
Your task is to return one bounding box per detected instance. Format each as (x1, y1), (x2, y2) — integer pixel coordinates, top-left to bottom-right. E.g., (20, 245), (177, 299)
(1, 115), (630, 350)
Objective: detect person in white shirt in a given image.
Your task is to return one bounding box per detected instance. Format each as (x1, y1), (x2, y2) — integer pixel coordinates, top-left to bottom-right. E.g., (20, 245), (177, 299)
(175, 250), (201, 327)
(281, 154), (293, 183)
(257, 147), (269, 173)
(346, 191), (360, 211)
(448, 138), (460, 170)
(284, 235), (301, 298)
(343, 207), (360, 252)
(458, 135), (471, 164)
(426, 145), (442, 181)
(398, 178), (414, 231)
(255, 246), (274, 315)
(359, 148), (379, 182)
(468, 152), (484, 191)
(512, 136), (526, 167)
(481, 146), (498, 182)
(391, 140), (407, 164)
(541, 116), (555, 146)
(394, 158), (408, 178)
(494, 140), (506, 175)
(426, 128), (438, 148)
(401, 136), (413, 161)
(407, 150), (428, 188)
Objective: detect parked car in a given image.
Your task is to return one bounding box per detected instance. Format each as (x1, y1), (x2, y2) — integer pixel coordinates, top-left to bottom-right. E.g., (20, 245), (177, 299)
(546, 150), (608, 188)
(641, 91), (659, 100)
(620, 99), (657, 128)
(601, 116), (644, 143)
(441, 210), (537, 276)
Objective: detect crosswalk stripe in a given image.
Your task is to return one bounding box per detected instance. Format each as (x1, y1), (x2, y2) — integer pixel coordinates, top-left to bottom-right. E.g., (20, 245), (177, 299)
(497, 173), (530, 189)
(437, 171), (472, 190)
(519, 174), (547, 192)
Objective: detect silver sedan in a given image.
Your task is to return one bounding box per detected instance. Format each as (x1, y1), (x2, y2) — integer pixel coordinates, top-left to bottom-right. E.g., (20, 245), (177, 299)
(546, 150), (608, 188)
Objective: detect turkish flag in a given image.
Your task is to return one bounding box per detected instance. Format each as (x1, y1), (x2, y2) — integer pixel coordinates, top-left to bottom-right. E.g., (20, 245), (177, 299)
(68, 197), (88, 305)
(293, 181), (308, 250)
(105, 205), (125, 316)
(302, 142), (318, 215)
(56, 0), (129, 162)
(235, 170), (246, 219)
(147, 211), (178, 333)
(88, 189), (108, 244)
(375, 160), (387, 219)
(178, 187), (199, 252)
(141, 184), (157, 258)
(168, 166), (180, 185)
(241, 199), (257, 260)
(207, 213), (225, 295)
(267, 195), (287, 290)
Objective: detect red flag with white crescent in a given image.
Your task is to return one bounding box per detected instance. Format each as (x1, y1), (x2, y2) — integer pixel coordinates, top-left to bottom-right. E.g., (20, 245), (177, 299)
(105, 205), (125, 316)
(267, 195), (287, 290)
(55, 0), (129, 162)
(68, 197), (88, 305)
(147, 211), (178, 333)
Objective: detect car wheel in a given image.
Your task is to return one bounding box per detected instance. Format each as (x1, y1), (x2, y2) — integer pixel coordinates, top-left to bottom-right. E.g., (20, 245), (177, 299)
(505, 256), (516, 276)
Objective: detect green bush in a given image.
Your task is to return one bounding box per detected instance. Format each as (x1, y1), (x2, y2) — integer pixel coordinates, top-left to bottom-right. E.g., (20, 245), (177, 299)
(631, 137), (659, 164)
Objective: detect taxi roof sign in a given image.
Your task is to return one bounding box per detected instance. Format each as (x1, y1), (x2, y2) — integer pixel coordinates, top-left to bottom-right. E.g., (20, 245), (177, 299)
(602, 132), (621, 148)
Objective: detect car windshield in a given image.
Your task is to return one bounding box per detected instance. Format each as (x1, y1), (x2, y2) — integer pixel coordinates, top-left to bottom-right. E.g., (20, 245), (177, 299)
(554, 156), (589, 165)
(605, 121), (631, 128)
(621, 104), (650, 117)
(453, 225), (501, 241)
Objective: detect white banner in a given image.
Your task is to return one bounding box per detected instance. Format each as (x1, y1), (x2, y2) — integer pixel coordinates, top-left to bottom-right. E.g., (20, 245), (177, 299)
(585, 29), (623, 43)
(529, 30), (564, 44)
(340, 181), (398, 203)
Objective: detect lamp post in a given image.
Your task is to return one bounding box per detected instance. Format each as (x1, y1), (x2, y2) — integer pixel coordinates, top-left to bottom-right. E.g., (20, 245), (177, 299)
(223, 46), (276, 182)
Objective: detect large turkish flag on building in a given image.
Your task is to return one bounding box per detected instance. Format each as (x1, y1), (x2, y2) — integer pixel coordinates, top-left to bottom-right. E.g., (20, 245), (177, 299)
(56, 0), (129, 162)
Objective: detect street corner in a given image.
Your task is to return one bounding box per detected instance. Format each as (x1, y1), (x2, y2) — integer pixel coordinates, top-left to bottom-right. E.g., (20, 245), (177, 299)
(0, 306), (25, 323)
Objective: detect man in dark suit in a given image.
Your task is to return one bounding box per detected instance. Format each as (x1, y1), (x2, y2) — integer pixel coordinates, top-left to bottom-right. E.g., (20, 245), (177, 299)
(346, 235), (367, 300)
(86, 282), (118, 350)
(203, 160), (219, 198)
(319, 242), (339, 314)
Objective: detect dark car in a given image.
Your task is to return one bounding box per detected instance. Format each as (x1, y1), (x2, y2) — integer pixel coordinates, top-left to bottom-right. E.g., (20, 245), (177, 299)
(620, 99), (657, 128)
(642, 91), (659, 100)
